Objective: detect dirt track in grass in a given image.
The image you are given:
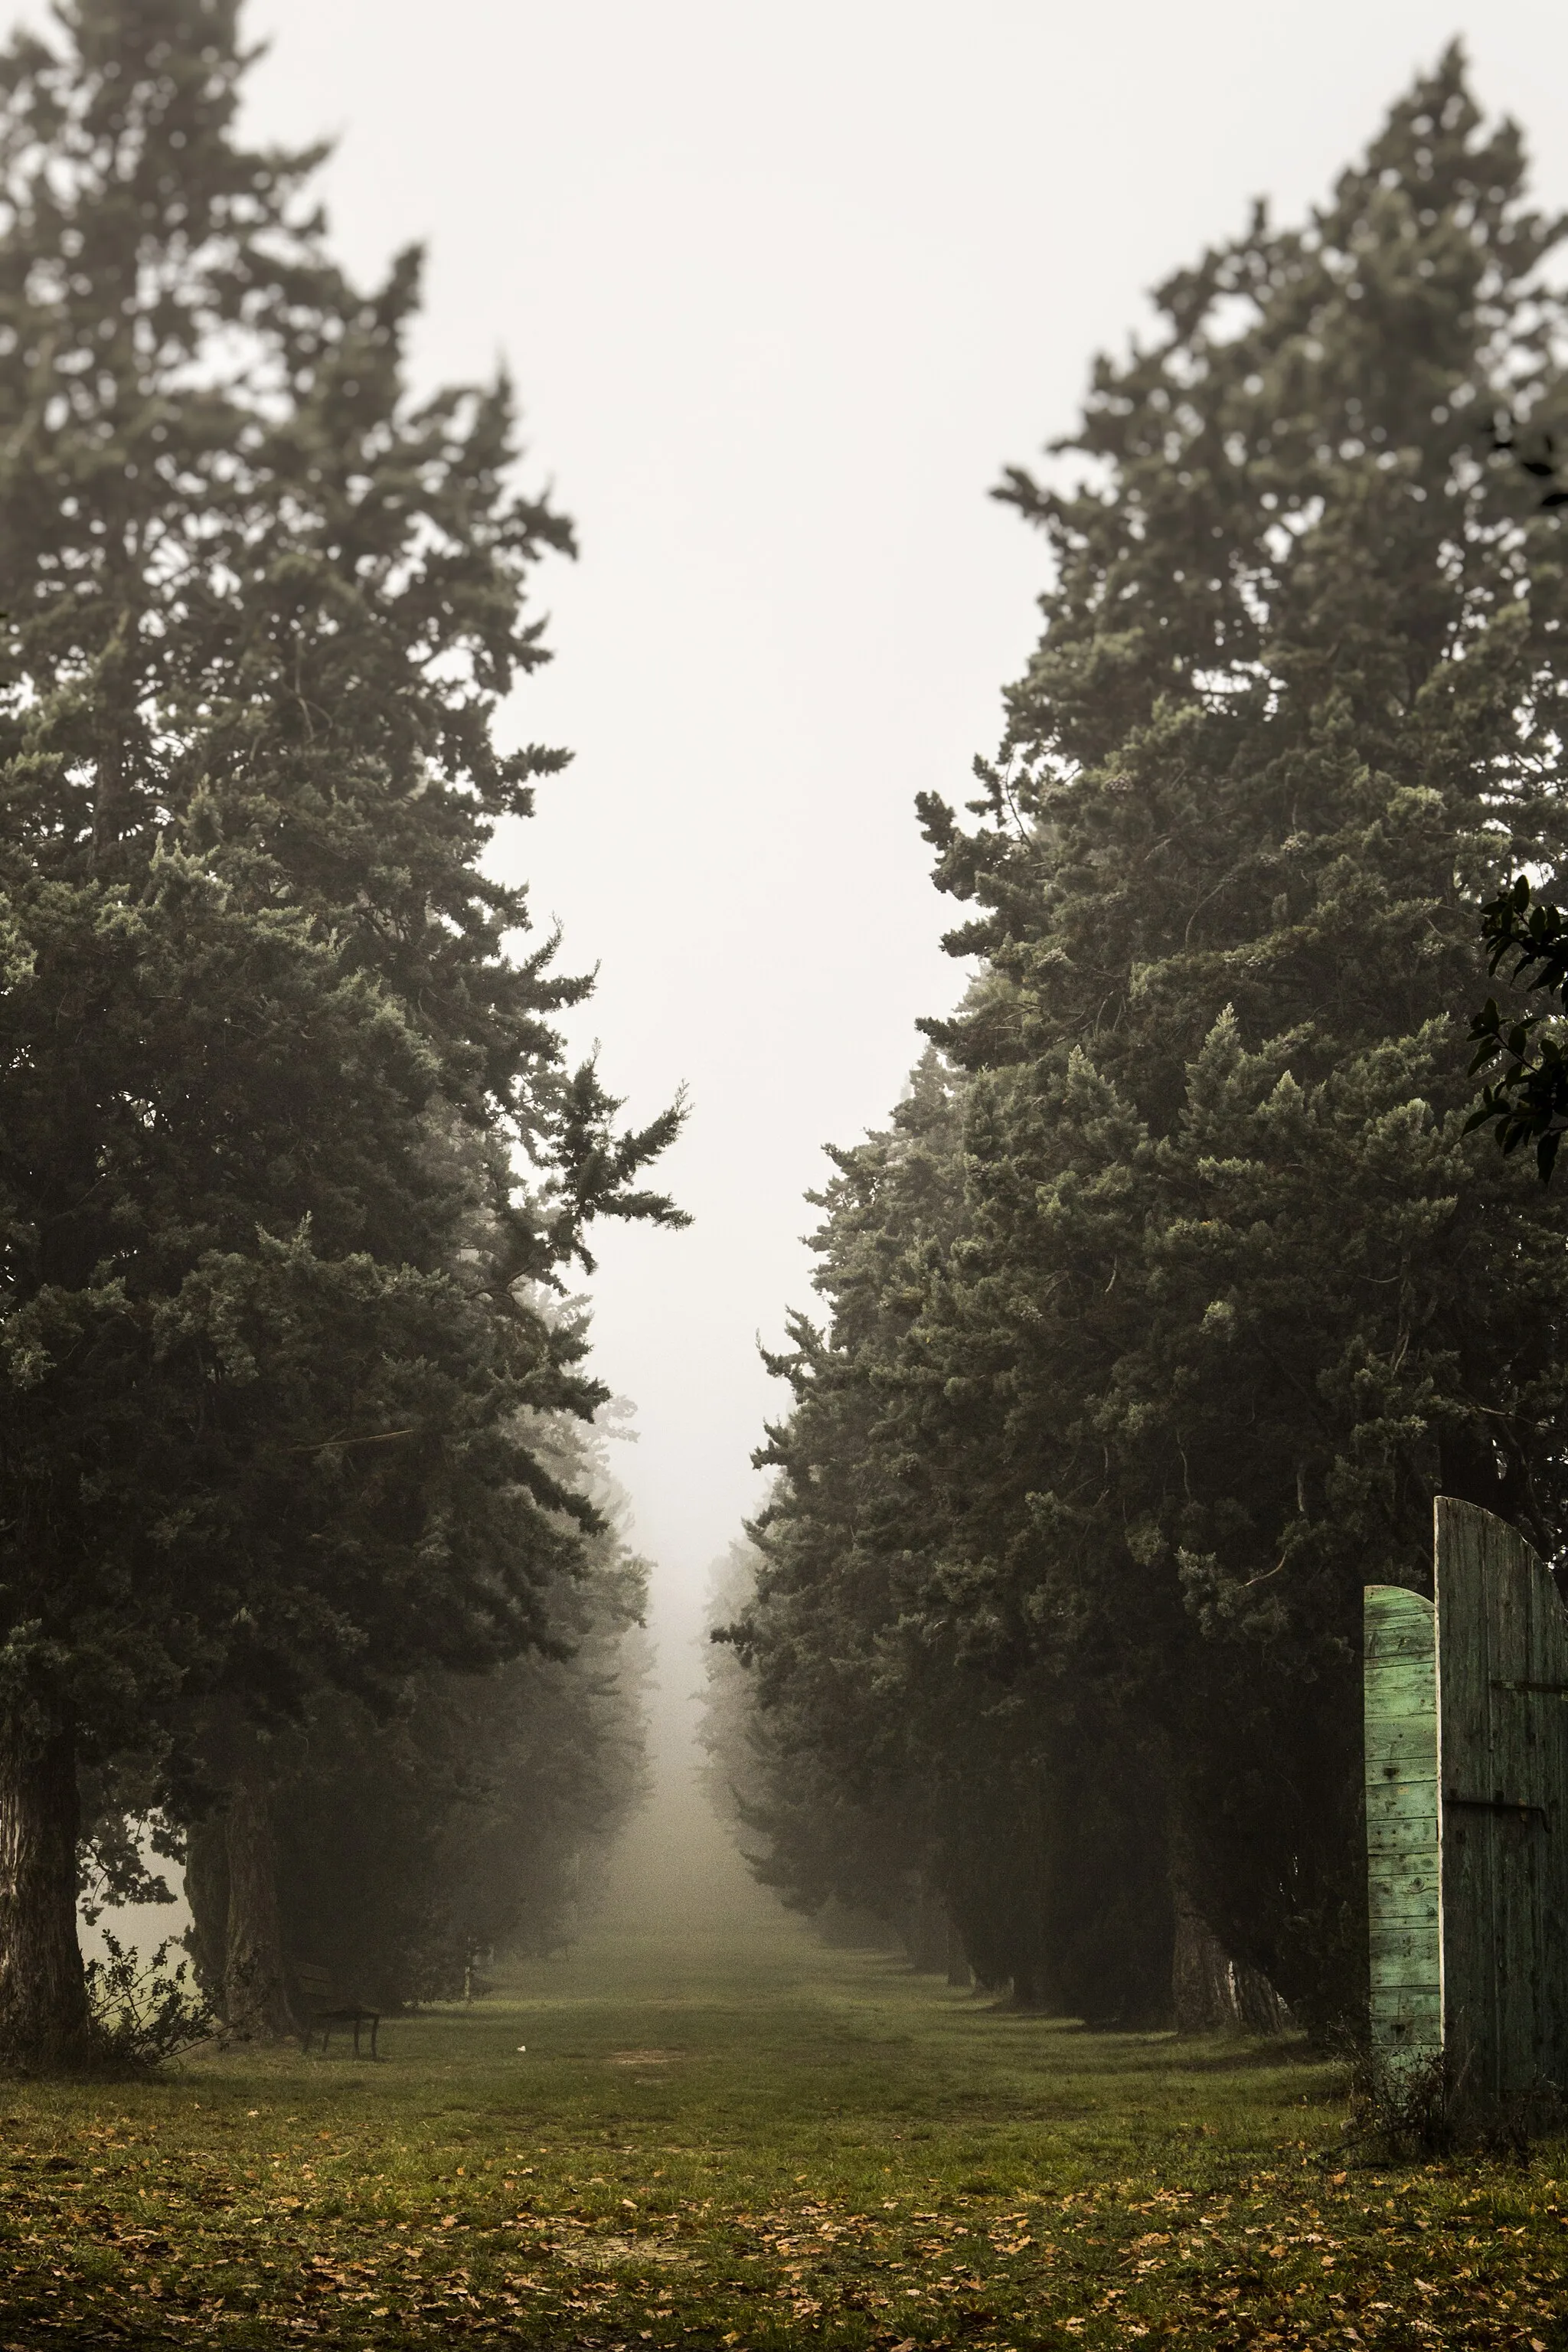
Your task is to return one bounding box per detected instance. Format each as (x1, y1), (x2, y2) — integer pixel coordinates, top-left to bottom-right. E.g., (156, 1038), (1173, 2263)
(0, 1915), (1564, 2349)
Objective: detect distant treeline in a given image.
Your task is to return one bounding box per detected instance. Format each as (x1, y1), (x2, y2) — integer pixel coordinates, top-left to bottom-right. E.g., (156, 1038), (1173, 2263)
(0, 0), (678, 2068)
(178, 1409), (649, 2017)
(707, 47), (1568, 2032)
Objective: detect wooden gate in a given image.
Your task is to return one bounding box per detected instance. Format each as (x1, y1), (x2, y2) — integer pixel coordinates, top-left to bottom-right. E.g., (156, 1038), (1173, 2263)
(1363, 1583), (1440, 2063)
(1364, 1498), (1568, 2097)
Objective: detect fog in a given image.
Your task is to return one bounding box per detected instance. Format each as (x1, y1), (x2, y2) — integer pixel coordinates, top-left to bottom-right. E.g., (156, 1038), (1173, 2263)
(229, 0), (1568, 1903)
(228, 2), (1567, 1511)
(24, 0), (1568, 1933)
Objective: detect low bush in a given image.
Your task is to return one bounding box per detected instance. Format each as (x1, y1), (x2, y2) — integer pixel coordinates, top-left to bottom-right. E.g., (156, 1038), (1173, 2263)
(83, 1932), (216, 2069)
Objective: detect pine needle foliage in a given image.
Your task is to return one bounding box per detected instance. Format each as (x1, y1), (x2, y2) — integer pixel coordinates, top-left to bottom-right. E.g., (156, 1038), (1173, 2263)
(729, 47), (1568, 2025)
(0, 0), (681, 2065)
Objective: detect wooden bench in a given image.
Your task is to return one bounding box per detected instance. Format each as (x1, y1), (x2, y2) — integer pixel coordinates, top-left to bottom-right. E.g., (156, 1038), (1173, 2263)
(294, 1962), (381, 2060)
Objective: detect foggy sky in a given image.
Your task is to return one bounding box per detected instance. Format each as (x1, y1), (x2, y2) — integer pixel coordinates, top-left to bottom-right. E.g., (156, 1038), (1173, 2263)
(21, 1), (1568, 1633)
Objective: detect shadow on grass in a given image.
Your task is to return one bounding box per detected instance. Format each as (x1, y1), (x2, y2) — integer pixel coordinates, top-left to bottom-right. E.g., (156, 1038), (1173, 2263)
(1165, 2034), (1322, 2076)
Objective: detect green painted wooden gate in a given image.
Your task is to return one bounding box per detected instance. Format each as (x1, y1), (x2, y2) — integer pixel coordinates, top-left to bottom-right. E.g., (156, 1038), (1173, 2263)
(1363, 1583), (1440, 2063)
(1364, 1498), (1568, 2097)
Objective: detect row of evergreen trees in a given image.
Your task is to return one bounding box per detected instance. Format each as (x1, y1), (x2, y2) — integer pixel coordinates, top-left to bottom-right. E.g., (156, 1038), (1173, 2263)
(710, 51), (1568, 2029)
(177, 1408), (649, 2017)
(0, 0), (675, 2066)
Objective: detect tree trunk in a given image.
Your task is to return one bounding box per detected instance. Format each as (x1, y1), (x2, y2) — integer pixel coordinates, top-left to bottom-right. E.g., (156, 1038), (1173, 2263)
(0, 1708), (89, 2069)
(1231, 1952), (1294, 2034)
(183, 1814), (230, 2005)
(897, 1878), (952, 1973)
(223, 1753), (296, 2039)
(1171, 1885), (1237, 2032)
(946, 1916), (973, 1988)
(1171, 1883), (1293, 2034)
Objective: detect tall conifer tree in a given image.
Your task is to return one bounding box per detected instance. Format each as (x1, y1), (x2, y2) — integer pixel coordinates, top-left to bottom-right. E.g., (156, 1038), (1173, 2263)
(0, 0), (680, 2064)
(730, 49), (1568, 2020)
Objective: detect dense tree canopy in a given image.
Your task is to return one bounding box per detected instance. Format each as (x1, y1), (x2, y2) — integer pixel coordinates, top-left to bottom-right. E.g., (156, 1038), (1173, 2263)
(0, 0), (679, 2065)
(1467, 874), (1568, 1174)
(720, 47), (1568, 2026)
(188, 1406), (651, 2011)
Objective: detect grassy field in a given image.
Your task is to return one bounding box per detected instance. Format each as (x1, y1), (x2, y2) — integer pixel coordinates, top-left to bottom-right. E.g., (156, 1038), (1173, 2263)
(0, 1916), (1564, 2350)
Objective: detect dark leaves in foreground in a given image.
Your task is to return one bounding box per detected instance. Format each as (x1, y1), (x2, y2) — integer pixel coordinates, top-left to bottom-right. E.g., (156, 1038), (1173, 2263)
(1467, 877), (1568, 1179)
(1491, 420), (1568, 509)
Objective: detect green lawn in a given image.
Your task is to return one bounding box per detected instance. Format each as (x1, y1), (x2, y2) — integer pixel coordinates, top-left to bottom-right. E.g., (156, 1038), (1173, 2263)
(1, 1916), (1563, 2348)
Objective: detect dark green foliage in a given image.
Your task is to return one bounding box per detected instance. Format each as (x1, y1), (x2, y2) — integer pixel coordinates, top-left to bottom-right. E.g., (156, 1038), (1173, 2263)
(271, 1648), (643, 2009)
(1468, 875), (1568, 1176)
(0, 0), (570, 1053)
(0, 0), (680, 2062)
(0, 868), (593, 1760)
(83, 1931), (214, 2067)
(267, 1419), (649, 2007)
(1491, 413), (1568, 511)
(722, 48), (1568, 2027)
(78, 1767), (183, 1923)
(0, 0), (678, 1743)
(0, 0), (683, 1237)
(714, 1070), (1175, 2020)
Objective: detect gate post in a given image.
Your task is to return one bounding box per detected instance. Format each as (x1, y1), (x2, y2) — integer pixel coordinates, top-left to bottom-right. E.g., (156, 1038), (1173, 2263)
(1363, 1585), (1442, 2063)
(1435, 1498), (1568, 2099)
(1365, 1502), (1568, 2098)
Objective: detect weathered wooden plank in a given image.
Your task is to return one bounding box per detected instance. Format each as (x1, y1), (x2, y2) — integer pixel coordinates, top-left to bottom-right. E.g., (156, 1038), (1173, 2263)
(1435, 1498), (1568, 2097)
(1366, 1769), (1440, 1799)
(1365, 1880), (1437, 1909)
(1370, 1939), (1442, 1963)
(1364, 1584), (1440, 2061)
(1436, 1499), (1497, 2087)
(1495, 1514), (1535, 2096)
(1524, 1542), (1568, 2081)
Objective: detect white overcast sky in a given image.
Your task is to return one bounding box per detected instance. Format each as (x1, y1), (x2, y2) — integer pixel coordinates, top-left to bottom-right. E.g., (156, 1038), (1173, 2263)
(44, 5), (1568, 1638)
(233, 0), (1568, 1629)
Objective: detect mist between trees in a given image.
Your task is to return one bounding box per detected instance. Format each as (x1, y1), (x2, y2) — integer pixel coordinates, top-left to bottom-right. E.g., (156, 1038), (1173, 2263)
(704, 45), (1568, 2040)
(4, 0), (1568, 2092)
(0, 0), (684, 2072)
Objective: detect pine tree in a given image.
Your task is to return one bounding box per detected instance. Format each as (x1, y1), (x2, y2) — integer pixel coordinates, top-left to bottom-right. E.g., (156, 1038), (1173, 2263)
(723, 1059), (1174, 2014)
(913, 44), (1568, 2017)
(0, 0), (681, 2065)
(190, 1409), (651, 2008)
(731, 47), (1568, 2024)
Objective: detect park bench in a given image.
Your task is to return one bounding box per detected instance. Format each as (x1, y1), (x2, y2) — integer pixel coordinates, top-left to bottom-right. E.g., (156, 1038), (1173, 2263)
(294, 1962), (381, 2059)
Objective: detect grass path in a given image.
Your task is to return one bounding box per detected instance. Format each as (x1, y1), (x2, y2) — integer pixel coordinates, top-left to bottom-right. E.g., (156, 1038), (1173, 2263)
(0, 1917), (1563, 2348)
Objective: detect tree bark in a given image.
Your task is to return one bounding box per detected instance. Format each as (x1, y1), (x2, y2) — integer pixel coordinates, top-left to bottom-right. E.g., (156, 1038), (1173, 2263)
(897, 1877), (952, 1973)
(223, 1752), (296, 2039)
(1171, 1885), (1238, 2032)
(1171, 1883), (1292, 2034)
(182, 1814), (230, 2005)
(0, 1708), (90, 2069)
